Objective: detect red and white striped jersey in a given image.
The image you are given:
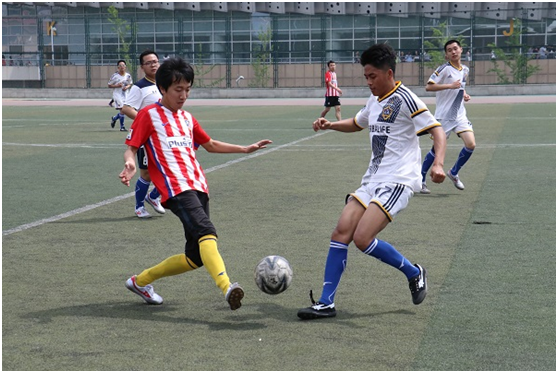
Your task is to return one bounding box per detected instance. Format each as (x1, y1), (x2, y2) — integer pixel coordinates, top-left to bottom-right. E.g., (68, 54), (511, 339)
(125, 102), (211, 204)
(325, 71), (339, 97)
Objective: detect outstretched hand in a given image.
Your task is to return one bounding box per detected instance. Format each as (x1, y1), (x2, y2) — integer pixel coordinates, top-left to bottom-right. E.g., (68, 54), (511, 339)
(246, 139), (272, 153)
(313, 117), (331, 132)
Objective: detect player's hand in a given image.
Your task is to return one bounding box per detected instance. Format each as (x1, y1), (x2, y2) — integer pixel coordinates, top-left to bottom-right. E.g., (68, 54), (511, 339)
(430, 165), (446, 184)
(246, 139), (272, 153)
(313, 117), (331, 132)
(119, 161), (136, 186)
(464, 93), (471, 102)
(338, 89), (343, 96)
(450, 80), (461, 89)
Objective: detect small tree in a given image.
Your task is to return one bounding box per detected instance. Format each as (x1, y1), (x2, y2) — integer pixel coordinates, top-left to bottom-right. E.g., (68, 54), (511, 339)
(249, 25), (273, 88)
(487, 19), (541, 84)
(191, 44), (225, 88)
(423, 21), (467, 69)
(107, 6), (137, 79)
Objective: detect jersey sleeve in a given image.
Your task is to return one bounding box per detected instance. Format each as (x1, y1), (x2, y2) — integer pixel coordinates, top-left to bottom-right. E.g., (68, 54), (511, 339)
(124, 85), (142, 110)
(192, 116), (211, 149)
(125, 108), (152, 148)
(428, 64), (448, 85)
(409, 98), (440, 136)
(107, 73), (118, 85)
(354, 94), (375, 130)
(325, 71), (331, 83)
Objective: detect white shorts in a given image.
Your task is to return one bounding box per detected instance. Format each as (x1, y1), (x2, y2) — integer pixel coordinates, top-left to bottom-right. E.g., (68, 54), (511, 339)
(347, 182), (414, 222)
(441, 119), (473, 138)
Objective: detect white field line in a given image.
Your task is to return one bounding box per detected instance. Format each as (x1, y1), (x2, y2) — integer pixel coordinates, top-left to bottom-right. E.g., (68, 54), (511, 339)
(2, 132), (327, 236)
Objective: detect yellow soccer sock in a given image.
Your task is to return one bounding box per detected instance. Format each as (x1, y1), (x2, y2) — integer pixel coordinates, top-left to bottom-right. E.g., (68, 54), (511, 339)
(199, 234), (230, 295)
(136, 254), (198, 287)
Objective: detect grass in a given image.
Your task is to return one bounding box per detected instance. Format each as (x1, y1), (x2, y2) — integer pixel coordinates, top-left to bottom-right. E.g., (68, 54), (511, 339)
(2, 101), (556, 370)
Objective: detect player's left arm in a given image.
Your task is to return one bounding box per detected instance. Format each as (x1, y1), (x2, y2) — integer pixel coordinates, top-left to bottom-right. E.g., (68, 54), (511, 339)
(201, 139), (272, 154)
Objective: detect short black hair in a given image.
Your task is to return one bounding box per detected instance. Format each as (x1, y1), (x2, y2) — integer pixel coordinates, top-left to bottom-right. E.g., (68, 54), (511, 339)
(444, 39), (461, 52)
(117, 59), (126, 66)
(155, 57), (195, 93)
(139, 50), (158, 65)
(327, 60), (335, 67)
(360, 44), (397, 74)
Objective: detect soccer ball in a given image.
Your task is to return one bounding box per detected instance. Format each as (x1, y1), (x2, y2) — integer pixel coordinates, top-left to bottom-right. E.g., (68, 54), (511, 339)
(254, 255), (293, 295)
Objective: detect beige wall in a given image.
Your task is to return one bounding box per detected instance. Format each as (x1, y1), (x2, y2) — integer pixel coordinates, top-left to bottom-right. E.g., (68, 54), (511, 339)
(31, 59), (556, 89)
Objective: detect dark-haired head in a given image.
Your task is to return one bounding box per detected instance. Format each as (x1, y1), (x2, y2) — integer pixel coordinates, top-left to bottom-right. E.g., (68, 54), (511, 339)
(156, 57), (195, 93)
(444, 39), (461, 52)
(117, 59), (126, 66)
(360, 43), (397, 74)
(139, 50), (159, 65)
(327, 60), (335, 67)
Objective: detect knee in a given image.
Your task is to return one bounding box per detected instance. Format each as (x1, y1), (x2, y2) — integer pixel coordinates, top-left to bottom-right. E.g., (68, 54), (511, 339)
(140, 169), (151, 181)
(353, 234), (373, 252)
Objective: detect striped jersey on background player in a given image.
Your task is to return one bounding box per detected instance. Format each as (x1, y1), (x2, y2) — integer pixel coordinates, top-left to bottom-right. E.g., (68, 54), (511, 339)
(320, 60), (343, 121)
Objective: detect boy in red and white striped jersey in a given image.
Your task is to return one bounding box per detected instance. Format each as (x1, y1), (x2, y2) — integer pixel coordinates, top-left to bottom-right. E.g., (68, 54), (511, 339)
(320, 60), (343, 121)
(119, 57), (272, 310)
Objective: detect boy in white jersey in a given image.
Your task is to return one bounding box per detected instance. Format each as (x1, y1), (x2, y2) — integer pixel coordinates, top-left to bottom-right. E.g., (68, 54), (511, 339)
(298, 43), (447, 320)
(108, 60), (132, 132)
(119, 57), (272, 310)
(420, 39), (475, 194)
(121, 50), (165, 219)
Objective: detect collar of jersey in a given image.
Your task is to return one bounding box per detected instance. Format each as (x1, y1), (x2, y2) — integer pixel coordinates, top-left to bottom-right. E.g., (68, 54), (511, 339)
(449, 61), (463, 71)
(378, 81), (402, 102)
(145, 76), (156, 84)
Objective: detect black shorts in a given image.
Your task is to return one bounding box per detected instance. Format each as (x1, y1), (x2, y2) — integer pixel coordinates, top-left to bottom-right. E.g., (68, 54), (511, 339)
(324, 96), (341, 107)
(165, 190), (217, 268)
(137, 146), (148, 170)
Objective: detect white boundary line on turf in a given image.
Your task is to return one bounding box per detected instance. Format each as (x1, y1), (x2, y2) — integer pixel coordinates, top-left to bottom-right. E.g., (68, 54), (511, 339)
(2, 131), (328, 237)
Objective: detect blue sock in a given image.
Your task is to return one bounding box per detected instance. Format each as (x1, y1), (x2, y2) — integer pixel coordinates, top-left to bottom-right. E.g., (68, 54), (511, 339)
(421, 149), (436, 183)
(135, 177), (150, 209)
(451, 147), (474, 176)
(119, 113), (125, 127)
(363, 238), (419, 280)
(149, 188), (160, 200)
(318, 241), (348, 305)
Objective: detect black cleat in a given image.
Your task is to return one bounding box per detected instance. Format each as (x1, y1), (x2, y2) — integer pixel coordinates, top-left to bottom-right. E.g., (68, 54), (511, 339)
(119, 126), (127, 132)
(110, 116), (117, 128)
(297, 290), (337, 320)
(409, 264), (427, 305)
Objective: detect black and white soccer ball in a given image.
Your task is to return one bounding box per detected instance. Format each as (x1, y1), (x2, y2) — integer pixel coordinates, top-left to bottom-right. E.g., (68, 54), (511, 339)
(254, 255), (293, 295)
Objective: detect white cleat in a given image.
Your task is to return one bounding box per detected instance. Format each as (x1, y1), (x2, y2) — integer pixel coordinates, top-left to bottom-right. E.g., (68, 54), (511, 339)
(225, 282), (244, 310)
(125, 276), (163, 305)
(446, 170), (465, 190)
(420, 183), (431, 194)
(135, 206), (152, 219)
(145, 195), (165, 214)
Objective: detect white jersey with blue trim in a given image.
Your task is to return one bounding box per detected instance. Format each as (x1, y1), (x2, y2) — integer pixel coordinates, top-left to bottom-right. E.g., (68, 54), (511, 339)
(428, 61), (469, 121)
(124, 77), (162, 110)
(354, 81), (441, 191)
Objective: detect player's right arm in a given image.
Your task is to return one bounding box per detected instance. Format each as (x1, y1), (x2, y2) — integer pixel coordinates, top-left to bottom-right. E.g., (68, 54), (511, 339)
(425, 79), (461, 92)
(120, 146), (138, 186)
(121, 105), (138, 120)
(313, 117), (362, 133)
(122, 85), (141, 119)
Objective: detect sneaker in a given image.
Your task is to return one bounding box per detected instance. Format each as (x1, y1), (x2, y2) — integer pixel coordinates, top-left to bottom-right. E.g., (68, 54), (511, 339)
(125, 275), (163, 305)
(135, 206), (151, 219)
(110, 116), (116, 128)
(420, 183), (431, 194)
(297, 290), (337, 320)
(225, 282), (244, 310)
(446, 170), (465, 190)
(409, 264), (427, 305)
(145, 194), (166, 214)
(120, 126), (127, 132)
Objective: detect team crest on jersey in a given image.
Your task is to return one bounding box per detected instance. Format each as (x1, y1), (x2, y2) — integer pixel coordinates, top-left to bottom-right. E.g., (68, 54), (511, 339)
(126, 129), (132, 140)
(378, 96), (402, 124)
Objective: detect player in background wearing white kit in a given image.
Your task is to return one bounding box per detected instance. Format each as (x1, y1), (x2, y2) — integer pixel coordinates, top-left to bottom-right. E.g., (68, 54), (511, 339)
(298, 44), (447, 320)
(420, 39), (476, 194)
(108, 60), (132, 132)
(121, 50), (165, 218)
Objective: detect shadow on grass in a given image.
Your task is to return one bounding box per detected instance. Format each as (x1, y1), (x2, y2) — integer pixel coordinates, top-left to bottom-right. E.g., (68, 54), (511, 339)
(22, 301), (266, 331)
